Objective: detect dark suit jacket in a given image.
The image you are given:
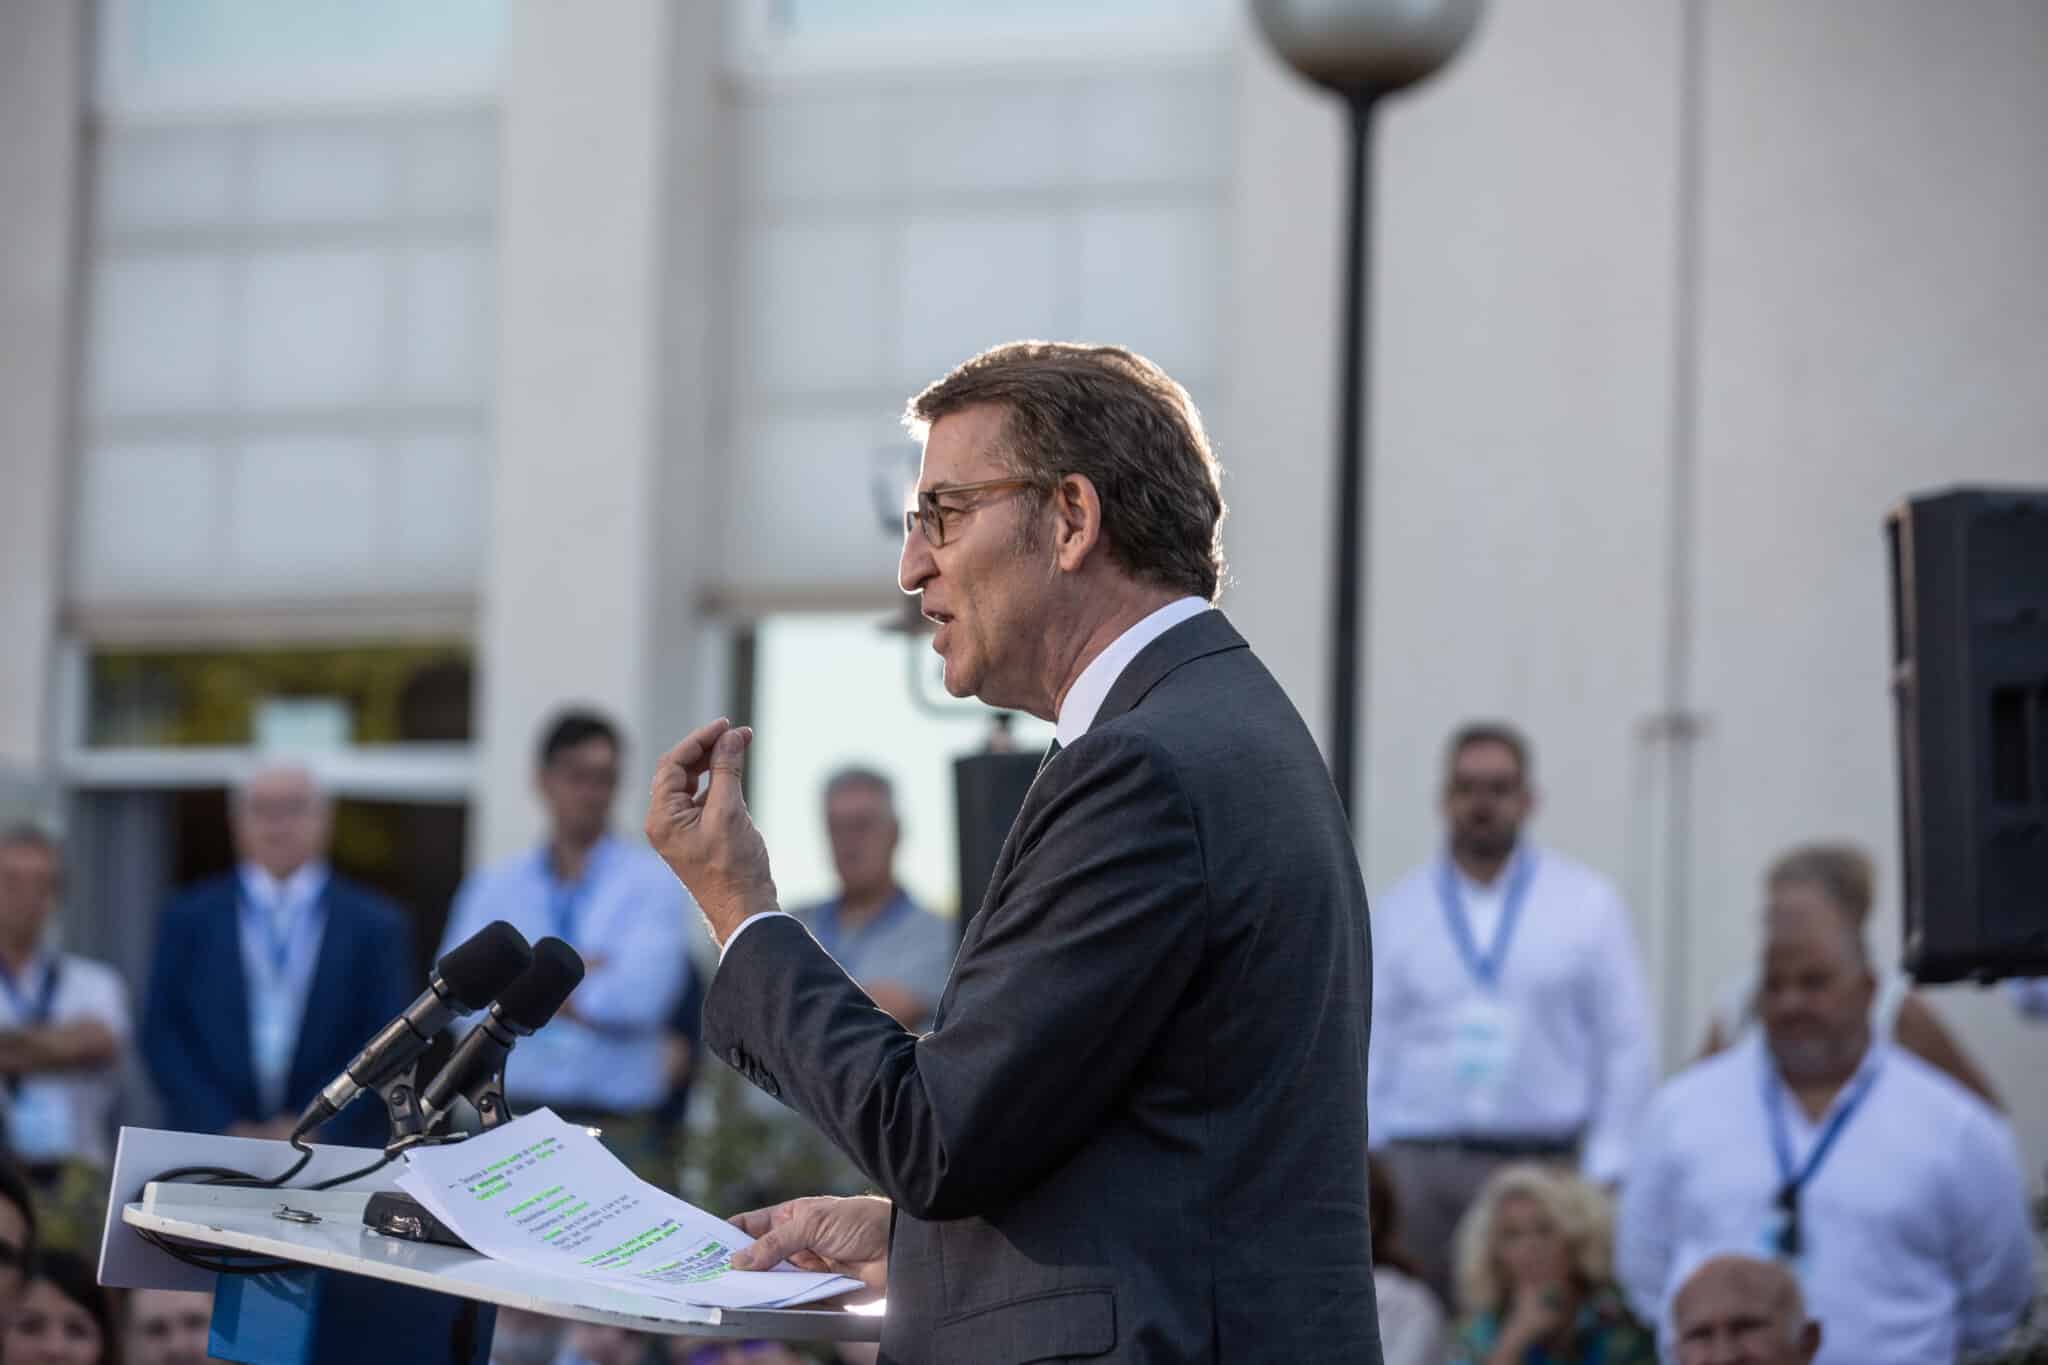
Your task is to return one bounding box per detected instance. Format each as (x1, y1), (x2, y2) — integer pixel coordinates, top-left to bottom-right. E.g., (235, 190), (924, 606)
(705, 612), (1380, 1363)
(142, 872), (414, 1149)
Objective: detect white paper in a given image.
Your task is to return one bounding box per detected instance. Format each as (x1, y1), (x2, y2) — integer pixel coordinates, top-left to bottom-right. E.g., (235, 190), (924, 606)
(397, 1110), (859, 1310)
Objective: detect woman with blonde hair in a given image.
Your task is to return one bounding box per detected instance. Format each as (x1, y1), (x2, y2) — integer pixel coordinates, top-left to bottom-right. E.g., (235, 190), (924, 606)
(1447, 1164), (1652, 1365)
(1700, 842), (2001, 1108)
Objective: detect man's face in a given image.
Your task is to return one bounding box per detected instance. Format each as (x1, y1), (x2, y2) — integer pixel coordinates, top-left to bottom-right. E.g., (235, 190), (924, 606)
(1443, 739), (1531, 863)
(0, 843), (60, 950)
(230, 770), (329, 880)
(125, 1289), (220, 1365)
(1759, 883), (1874, 1084)
(1672, 1259), (1820, 1365)
(898, 405), (1057, 715)
(826, 783), (898, 899)
(538, 736), (620, 846)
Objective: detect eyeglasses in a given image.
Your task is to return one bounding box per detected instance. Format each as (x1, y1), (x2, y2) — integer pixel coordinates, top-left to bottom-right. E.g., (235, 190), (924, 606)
(901, 478), (1041, 549)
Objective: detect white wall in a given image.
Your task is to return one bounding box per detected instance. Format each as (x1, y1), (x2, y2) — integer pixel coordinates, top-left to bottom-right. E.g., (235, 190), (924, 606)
(0, 1), (85, 775)
(1224, 0), (2047, 1174)
(1684, 0), (2048, 1172)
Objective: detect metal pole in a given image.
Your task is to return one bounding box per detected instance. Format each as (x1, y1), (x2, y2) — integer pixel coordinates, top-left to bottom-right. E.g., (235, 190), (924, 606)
(1329, 87), (1378, 818)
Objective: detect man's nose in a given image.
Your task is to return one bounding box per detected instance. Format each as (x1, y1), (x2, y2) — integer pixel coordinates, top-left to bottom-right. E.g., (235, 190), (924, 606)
(899, 530), (935, 594)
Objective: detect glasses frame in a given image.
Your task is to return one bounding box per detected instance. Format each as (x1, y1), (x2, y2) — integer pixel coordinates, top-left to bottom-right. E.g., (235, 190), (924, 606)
(902, 478), (1043, 549)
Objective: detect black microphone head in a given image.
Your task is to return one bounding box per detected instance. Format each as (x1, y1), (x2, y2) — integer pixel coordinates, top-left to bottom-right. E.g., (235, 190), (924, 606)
(436, 921), (533, 1011)
(496, 936), (586, 1033)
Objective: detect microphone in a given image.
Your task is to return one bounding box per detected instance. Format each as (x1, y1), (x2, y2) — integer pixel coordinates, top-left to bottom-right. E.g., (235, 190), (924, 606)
(293, 920), (533, 1140)
(420, 936), (585, 1131)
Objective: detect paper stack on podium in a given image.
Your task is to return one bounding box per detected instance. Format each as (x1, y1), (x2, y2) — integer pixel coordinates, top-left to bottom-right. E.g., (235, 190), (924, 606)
(396, 1108), (859, 1310)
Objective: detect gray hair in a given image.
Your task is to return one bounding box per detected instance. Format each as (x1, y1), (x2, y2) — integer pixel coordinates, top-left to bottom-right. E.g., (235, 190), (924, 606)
(230, 762), (330, 813)
(823, 766), (895, 811)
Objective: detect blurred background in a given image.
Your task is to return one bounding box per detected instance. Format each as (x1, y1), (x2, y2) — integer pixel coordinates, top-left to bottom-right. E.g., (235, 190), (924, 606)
(0, 0), (2043, 1181)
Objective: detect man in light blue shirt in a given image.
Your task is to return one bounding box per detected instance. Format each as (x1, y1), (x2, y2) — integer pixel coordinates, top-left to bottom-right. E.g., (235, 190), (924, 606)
(438, 708), (691, 1185)
(790, 767), (954, 1030)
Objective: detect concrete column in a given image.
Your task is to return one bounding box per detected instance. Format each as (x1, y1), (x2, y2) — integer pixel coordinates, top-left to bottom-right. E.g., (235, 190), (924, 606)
(0, 1), (86, 783)
(476, 0), (717, 863)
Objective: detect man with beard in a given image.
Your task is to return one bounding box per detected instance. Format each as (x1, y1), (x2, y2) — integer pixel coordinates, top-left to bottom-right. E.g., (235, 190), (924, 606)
(1367, 723), (1653, 1300)
(1616, 879), (2032, 1364)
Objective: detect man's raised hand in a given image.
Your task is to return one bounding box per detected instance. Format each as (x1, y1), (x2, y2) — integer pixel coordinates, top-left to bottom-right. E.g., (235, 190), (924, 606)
(645, 718), (778, 947)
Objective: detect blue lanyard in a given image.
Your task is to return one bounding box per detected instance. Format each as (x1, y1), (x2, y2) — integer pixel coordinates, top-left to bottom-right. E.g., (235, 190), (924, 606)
(1762, 1048), (1880, 1197)
(1435, 849), (1538, 990)
(0, 959), (61, 1029)
(240, 887), (321, 980)
(544, 840), (611, 945)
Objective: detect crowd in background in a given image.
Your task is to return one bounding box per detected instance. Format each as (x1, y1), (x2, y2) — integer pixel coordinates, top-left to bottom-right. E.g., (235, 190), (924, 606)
(0, 708), (2040, 1365)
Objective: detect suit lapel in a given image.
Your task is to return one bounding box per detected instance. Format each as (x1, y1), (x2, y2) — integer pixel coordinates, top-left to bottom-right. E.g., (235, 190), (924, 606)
(212, 880), (261, 1117)
(287, 880), (346, 1102)
(1091, 609), (1246, 731)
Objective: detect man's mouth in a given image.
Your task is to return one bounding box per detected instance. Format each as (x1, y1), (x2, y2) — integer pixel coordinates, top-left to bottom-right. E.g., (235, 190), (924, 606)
(923, 607), (954, 628)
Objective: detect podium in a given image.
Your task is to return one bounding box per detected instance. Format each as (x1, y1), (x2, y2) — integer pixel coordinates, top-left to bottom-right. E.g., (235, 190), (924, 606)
(100, 1130), (883, 1365)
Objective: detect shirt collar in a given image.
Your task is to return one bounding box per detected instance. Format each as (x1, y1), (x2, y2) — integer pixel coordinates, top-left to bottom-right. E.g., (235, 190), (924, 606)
(239, 861), (329, 918)
(538, 833), (616, 886)
(1054, 597), (1211, 749)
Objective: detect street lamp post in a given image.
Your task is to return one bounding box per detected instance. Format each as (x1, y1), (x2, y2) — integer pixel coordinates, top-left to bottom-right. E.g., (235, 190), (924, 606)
(1249, 0), (1484, 823)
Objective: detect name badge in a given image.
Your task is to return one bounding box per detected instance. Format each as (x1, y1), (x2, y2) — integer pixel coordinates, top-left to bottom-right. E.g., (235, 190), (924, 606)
(6, 1084), (74, 1162)
(1450, 997), (1517, 1111)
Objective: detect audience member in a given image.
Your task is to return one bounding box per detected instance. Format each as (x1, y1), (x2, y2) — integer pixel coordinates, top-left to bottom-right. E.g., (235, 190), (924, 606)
(0, 826), (130, 1250)
(1370, 723), (1655, 1299)
(1668, 1253), (1820, 1365)
(485, 1306), (563, 1365)
(667, 1342), (807, 1365)
(1447, 1163), (1654, 1365)
(4, 1248), (117, 1365)
(1616, 875), (2034, 1363)
(650, 953), (706, 1183)
(790, 768), (953, 1030)
(2010, 976), (2048, 1021)
(552, 1321), (655, 1365)
(0, 1156), (38, 1331)
(141, 764), (411, 1148)
(439, 709), (691, 1184)
(1699, 843), (2000, 1107)
(1370, 1158), (1448, 1365)
(123, 1289), (225, 1365)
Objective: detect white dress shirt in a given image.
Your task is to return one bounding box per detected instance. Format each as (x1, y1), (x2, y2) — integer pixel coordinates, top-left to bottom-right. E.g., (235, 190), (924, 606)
(1367, 844), (1655, 1182)
(0, 947), (132, 1168)
(439, 835), (692, 1113)
(1616, 1034), (2035, 1365)
(237, 861), (331, 1116)
(723, 597), (1213, 959)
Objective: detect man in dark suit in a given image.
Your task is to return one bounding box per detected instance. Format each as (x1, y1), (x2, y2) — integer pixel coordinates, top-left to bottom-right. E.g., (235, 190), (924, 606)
(647, 343), (1379, 1363)
(142, 764), (412, 1148)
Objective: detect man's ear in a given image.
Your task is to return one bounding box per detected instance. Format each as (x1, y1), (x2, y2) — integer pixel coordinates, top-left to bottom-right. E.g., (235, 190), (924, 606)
(1051, 473), (1103, 573)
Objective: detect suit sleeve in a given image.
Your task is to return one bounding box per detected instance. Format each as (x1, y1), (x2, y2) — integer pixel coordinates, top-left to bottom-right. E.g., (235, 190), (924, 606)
(141, 899), (240, 1135)
(325, 895), (417, 1147)
(703, 731), (1208, 1221)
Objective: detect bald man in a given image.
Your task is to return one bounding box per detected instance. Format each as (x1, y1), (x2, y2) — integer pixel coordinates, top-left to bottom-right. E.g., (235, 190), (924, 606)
(1671, 1254), (1820, 1365)
(142, 764), (411, 1146)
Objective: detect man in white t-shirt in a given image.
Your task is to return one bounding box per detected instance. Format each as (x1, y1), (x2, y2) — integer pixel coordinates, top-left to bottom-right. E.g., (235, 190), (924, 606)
(1369, 723), (1654, 1300)
(0, 826), (130, 1176)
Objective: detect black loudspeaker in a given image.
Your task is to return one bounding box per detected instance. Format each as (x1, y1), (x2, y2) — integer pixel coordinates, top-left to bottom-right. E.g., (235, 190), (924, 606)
(1888, 486), (2048, 983)
(953, 751), (1046, 941)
